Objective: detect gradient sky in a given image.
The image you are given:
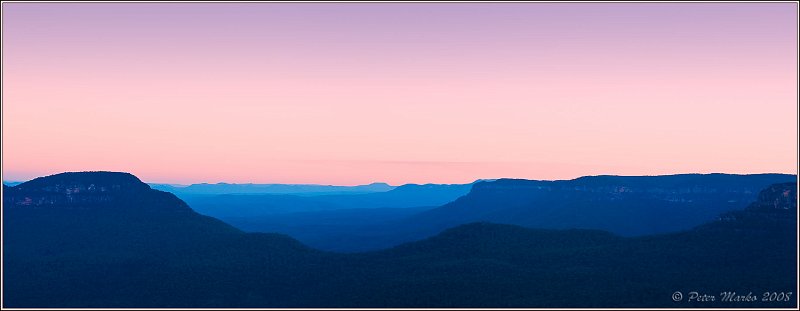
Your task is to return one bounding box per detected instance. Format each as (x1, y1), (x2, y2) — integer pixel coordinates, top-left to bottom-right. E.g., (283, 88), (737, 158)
(2, 3), (798, 185)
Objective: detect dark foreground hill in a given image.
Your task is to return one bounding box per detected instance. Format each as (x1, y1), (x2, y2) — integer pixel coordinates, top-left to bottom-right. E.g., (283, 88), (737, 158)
(3, 172), (796, 308)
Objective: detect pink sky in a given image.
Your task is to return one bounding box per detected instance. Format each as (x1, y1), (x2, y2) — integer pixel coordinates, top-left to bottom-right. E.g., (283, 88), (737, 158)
(2, 3), (798, 185)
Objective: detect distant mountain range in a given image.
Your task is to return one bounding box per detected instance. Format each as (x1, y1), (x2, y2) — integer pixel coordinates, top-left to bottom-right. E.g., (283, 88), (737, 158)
(184, 182), (475, 217)
(2, 171), (797, 307)
(149, 181), (396, 196)
(216, 173), (796, 252)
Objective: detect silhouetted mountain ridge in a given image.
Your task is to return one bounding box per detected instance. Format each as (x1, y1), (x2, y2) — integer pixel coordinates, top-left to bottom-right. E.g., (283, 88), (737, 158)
(410, 173), (796, 237)
(3, 172), (796, 307)
(4, 172), (198, 215)
(8, 171), (148, 196)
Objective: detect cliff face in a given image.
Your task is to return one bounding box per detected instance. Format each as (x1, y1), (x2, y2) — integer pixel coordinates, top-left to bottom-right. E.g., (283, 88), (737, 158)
(3, 171), (190, 213)
(3, 171), (245, 266)
(11, 171), (150, 192)
(749, 182), (797, 211)
(715, 182), (797, 226)
(468, 174), (797, 202)
(412, 174), (797, 237)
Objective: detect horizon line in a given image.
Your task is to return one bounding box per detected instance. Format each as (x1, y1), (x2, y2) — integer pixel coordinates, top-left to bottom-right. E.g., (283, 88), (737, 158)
(3, 170), (797, 187)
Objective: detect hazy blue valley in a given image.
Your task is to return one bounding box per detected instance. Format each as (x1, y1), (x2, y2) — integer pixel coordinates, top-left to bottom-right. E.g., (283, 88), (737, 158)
(142, 174), (794, 252)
